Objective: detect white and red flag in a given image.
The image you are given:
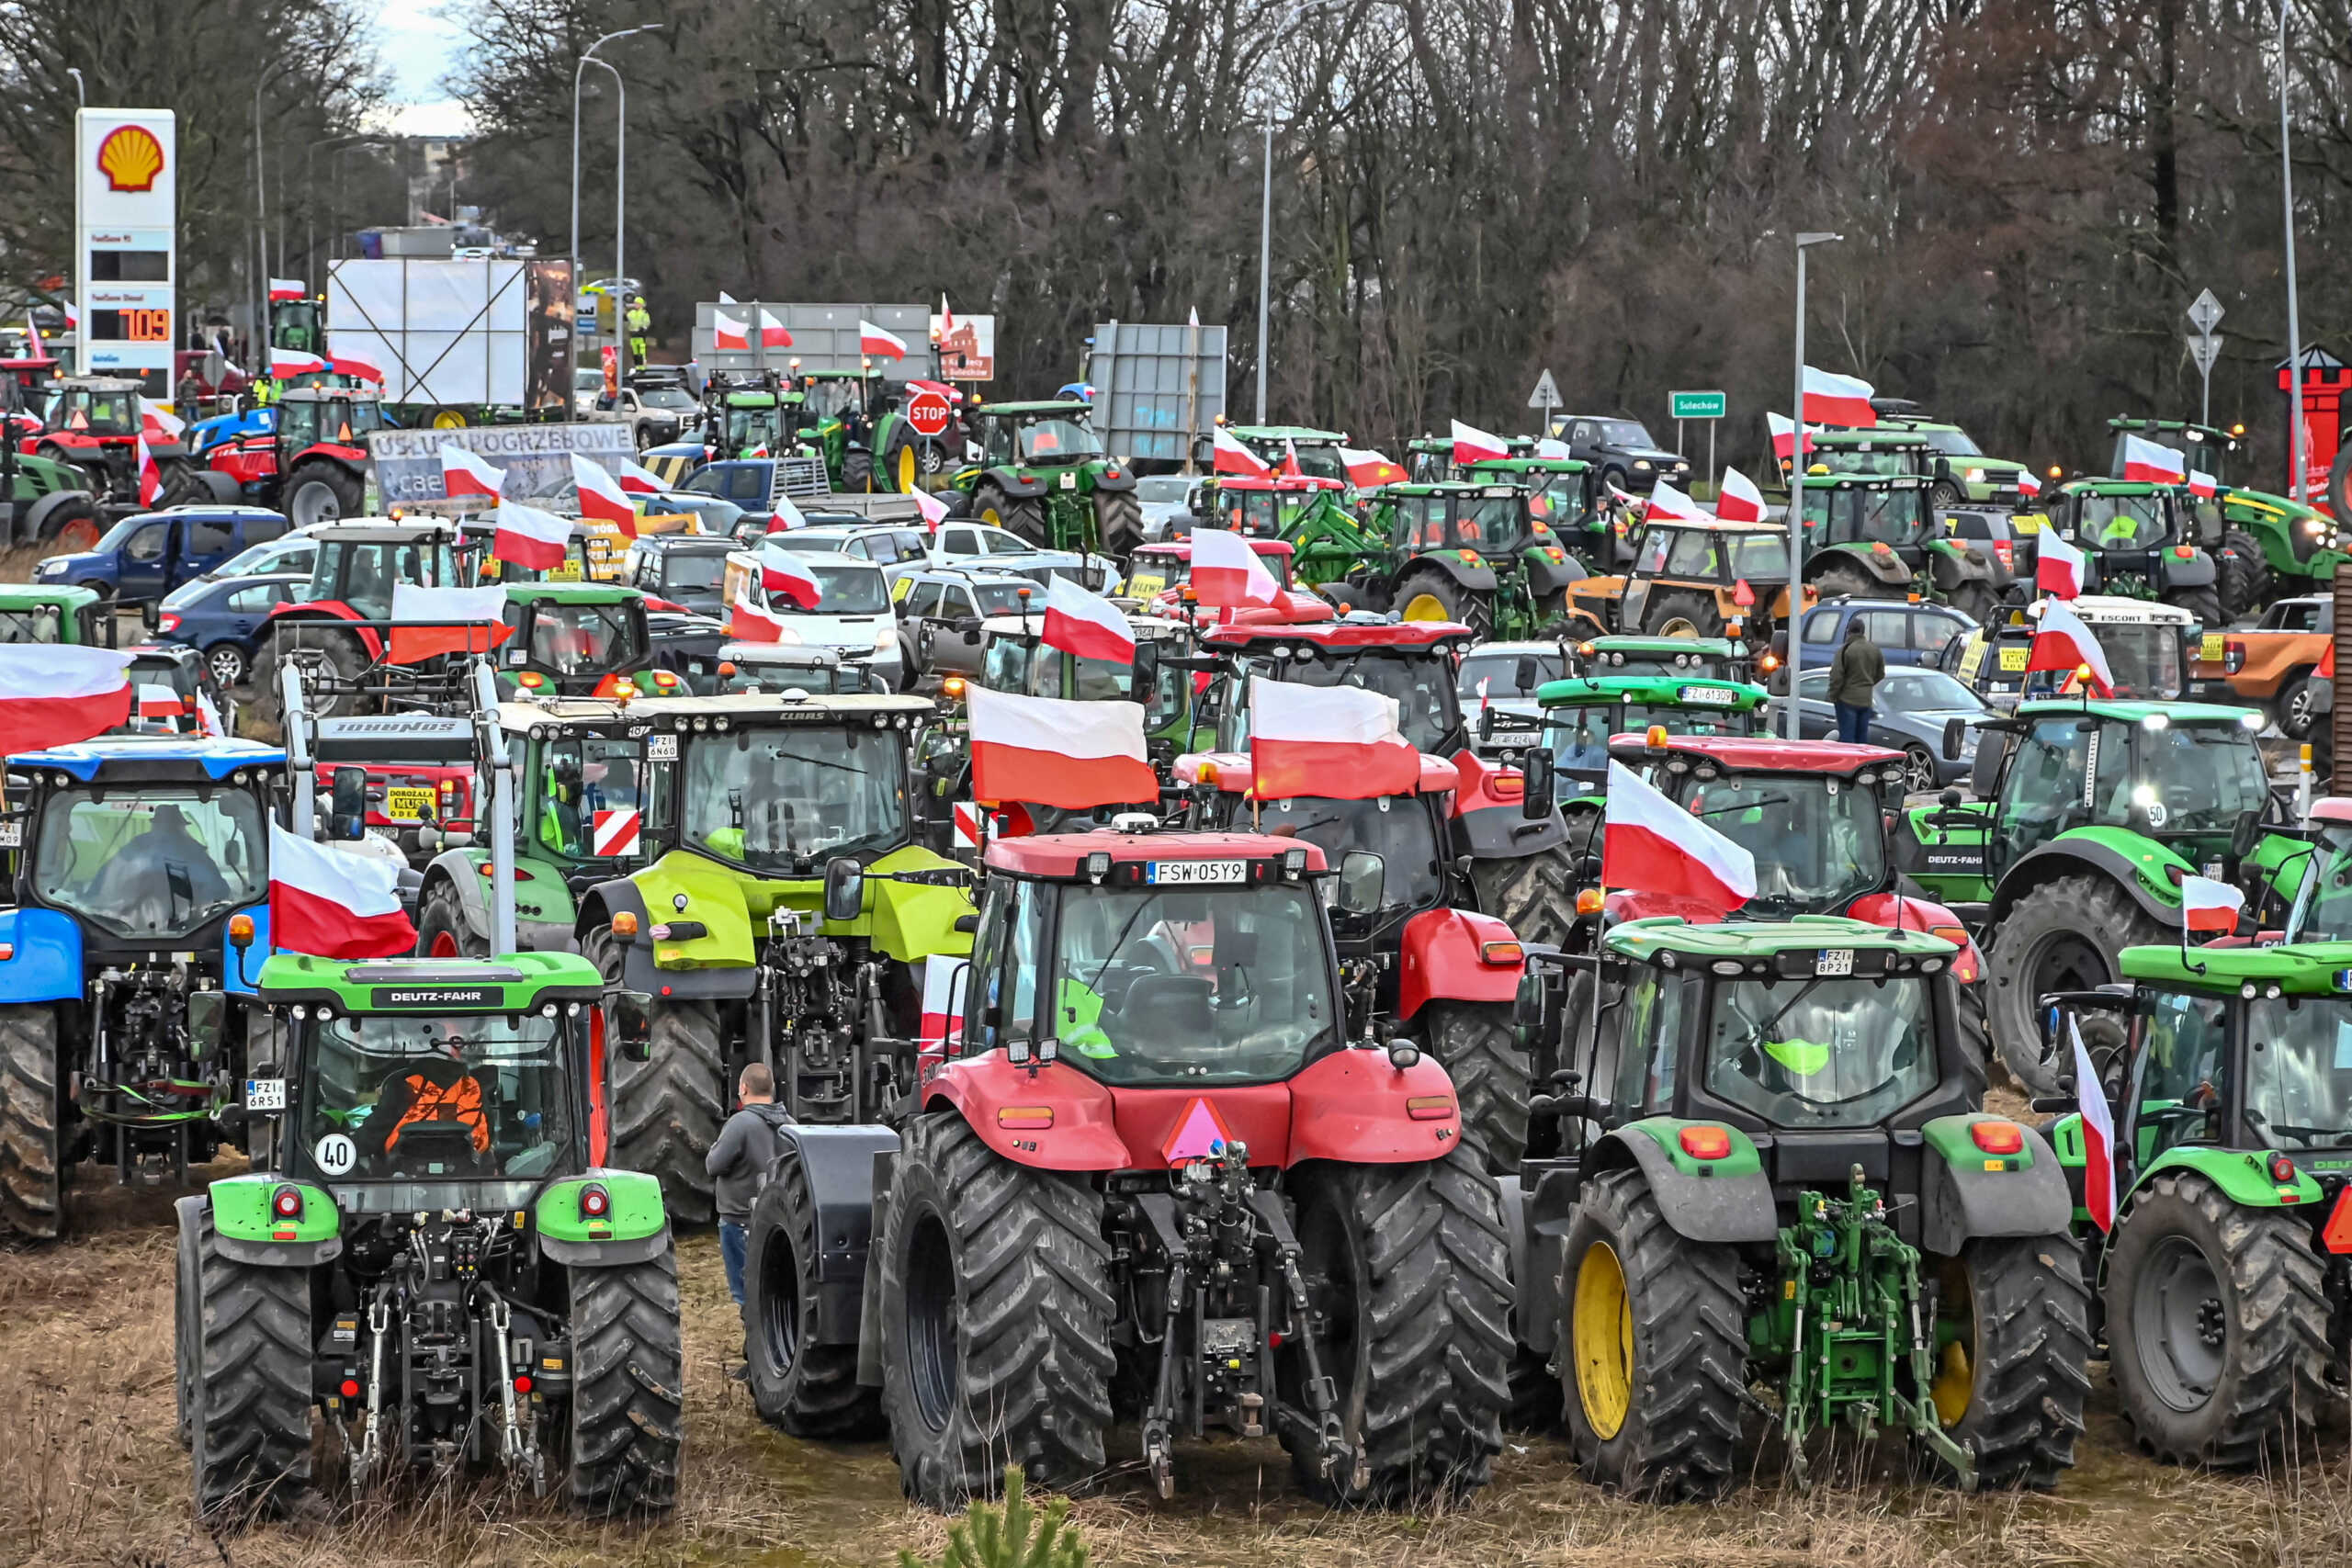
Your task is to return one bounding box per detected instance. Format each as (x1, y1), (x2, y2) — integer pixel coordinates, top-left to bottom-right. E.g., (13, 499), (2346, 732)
(1247, 678), (1420, 801)
(767, 492), (808, 532)
(2072, 1017), (2116, 1234)
(492, 498), (573, 572)
(2188, 469), (2218, 500)
(1645, 479), (1710, 524)
(267, 823), (417, 960)
(910, 486), (950, 532)
(1340, 447), (1407, 489)
(1042, 577), (1135, 664)
(571, 453), (640, 539)
(612, 452), (667, 496)
(859, 319), (908, 360)
(1801, 366), (1877, 426)
(2018, 471), (2043, 499)
(387, 583), (511, 665)
(269, 346), (327, 377)
(1769, 412), (1818, 462)
(2180, 874), (2245, 936)
(141, 398), (186, 439)
(2026, 599), (2115, 694)
(1715, 468), (1766, 524)
(2036, 529), (2086, 598)
(0, 647), (135, 753)
(757, 307), (793, 348)
(135, 434), (162, 507)
(1451, 419), (1510, 465)
(966, 685), (1157, 809)
(1279, 439), (1305, 480)
(1189, 528), (1281, 608)
(329, 350), (386, 384)
(713, 310), (751, 351)
(268, 278), (306, 301)
(917, 951), (967, 1074)
(2120, 434), (2187, 484)
(730, 599), (790, 643)
(439, 445), (503, 502)
(1213, 426), (1272, 479)
(1601, 759), (1757, 914)
(760, 544), (823, 609)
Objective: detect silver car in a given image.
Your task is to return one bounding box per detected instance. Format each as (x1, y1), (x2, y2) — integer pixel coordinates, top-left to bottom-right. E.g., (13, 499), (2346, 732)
(1136, 475), (1196, 542)
(897, 568), (1055, 679)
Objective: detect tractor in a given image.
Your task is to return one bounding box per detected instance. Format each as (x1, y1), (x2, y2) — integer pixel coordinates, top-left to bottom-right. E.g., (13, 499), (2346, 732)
(485, 584), (690, 701)
(27, 376), (185, 508)
(0, 735), (286, 1236)
(1314, 480), (1587, 639)
(733, 825), (1511, 1509)
(788, 369), (941, 493)
(1525, 675), (1769, 818)
(1563, 515), (1812, 647)
(204, 387), (379, 527)
(1872, 418), (2035, 508)
(572, 693), (974, 1224)
(1405, 440), (1611, 563)
(1509, 916), (2088, 1495)
(701, 370), (796, 461)
(0, 428), (100, 547)
(1223, 423), (1351, 486)
(1189, 473), (1353, 550)
(1567, 633), (1753, 681)
(0, 582), (116, 645)
(2107, 415), (2335, 618)
(1797, 473), (2010, 622)
(253, 520), (468, 718)
(950, 400), (1142, 558)
(2034, 479), (2223, 625)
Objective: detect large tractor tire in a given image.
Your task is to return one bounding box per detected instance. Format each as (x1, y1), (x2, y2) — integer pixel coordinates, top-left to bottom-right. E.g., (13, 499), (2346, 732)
(2167, 585), (2223, 632)
(878, 1111), (1114, 1507)
(745, 1150), (884, 1438)
(252, 620), (369, 724)
(0, 1004), (62, 1239)
(187, 1205), (312, 1520)
(609, 995), (726, 1228)
(565, 1250), (684, 1513)
(1948, 580), (1999, 626)
(1393, 565), (1492, 638)
(1469, 840), (1579, 952)
(1918, 1235), (2093, 1490)
(284, 460), (362, 528)
(1093, 489), (1143, 558)
(1984, 874), (2170, 1094)
(1810, 562), (1879, 602)
(414, 877), (482, 960)
(1280, 1145), (1510, 1506)
(842, 449), (874, 492)
(1641, 589), (1724, 639)
(2103, 1170), (2330, 1467)
(1559, 1166), (1745, 1500)
(25, 488), (100, 552)
(2217, 527), (2270, 622)
(973, 479), (1046, 545)
(1419, 1001), (1528, 1172)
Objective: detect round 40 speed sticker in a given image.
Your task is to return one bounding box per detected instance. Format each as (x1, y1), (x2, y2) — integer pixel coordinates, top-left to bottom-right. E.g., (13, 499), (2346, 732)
(313, 1133), (356, 1176)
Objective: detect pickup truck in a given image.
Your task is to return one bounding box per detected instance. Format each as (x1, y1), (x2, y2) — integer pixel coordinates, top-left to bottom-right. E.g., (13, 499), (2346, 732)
(2189, 592), (2330, 736)
(583, 386), (692, 449)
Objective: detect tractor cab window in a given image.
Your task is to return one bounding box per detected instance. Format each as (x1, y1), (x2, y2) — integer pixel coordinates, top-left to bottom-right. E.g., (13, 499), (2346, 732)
(1259, 794), (1443, 913)
(2107, 720), (2268, 836)
(2076, 493), (2173, 551)
(509, 599), (645, 676)
(1634, 528), (1676, 575)
(1612, 970), (1695, 1116)
(1047, 882), (1336, 1084)
(1218, 651), (1457, 755)
(315, 538), (460, 619)
(680, 723), (908, 873)
(1454, 493), (1528, 553)
(53, 387), (138, 434)
(1621, 700), (1756, 739)
(33, 786), (266, 941)
(725, 403), (784, 452)
(1459, 649), (1564, 699)
(1387, 496), (1443, 551)
(2290, 824), (2352, 942)
(302, 1011), (576, 1183)
(2245, 997), (2352, 1152)
(280, 399), (381, 447)
(1727, 533), (1789, 581)
(1704, 974), (1937, 1128)
(2054, 624), (2184, 700)
(1016, 417), (1102, 464)
(1544, 707), (1615, 782)
(1994, 716), (2099, 867)
(535, 736), (650, 861)
(982, 635), (1033, 692)
(2135, 990), (2229, 1158)
(800, 379), (862, 421)
(1679, 772), (1883, 916)
(1810, 487), (1930, 548)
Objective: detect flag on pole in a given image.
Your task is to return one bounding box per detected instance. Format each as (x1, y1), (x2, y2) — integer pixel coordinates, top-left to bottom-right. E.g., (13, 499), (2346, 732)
(492, 498), (573, 571)
(1645, 479), (1710, 524)
(2180, 874), (2246, 936)
(767, 492), (808, 532)
(730, 599), (789, 642)
(267, 824), (417, 960)
(910, 486), (949, 532)
(2072, 1017), (2116, 1234)
(713, 310), (751, 351)
(2018, 471), (2043, 499)
(759, 544), (823, 609)
(2120, 434), (2187, 484)
(387, 583), (511, 665)
(1213, 426), (1272, 479)
(440, 445), (503, 502)
(135, 434), (162, 507)
(966, 685), (1156, 809)
(268, 278), (306, 301)
(1801, 367), (1877, 426)
(1601, 760), (1756, 914)
(1190, 528), (1281, 608)
(1715, 468), (1766, 524)
(2027, 599), (2115, 694)
(269, 346), (327, 377)
(1042, 578), (1136, 664)
(1451, 419), (1509, 464)
(757, 307), (793, 348)
(1768, 412), (1819, 462)
(859, 320), (908, 360)
(571, 453), (640, 539)
(1247, 678), (1420, 800)
(612, 452), (667, 496)
(2036, 529), (2086, 598)
(1339, 447), (1407, 489)
(2188, 469), (2218, 500)
(0, 647), (136, 752)
(329, 351), (385, 385)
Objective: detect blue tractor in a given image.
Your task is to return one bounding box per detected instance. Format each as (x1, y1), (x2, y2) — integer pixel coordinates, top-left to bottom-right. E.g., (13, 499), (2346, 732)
(0, 736), (287, 1236)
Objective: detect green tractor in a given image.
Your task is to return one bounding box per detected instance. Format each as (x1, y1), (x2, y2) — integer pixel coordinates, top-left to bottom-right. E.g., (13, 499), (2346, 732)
(789, 369), (937, 493)
(1510, 916), (2088, 1495)
(0, 435), (100, 548)
(1192, 471), (1355, 547)
(1523, 673), (1768, 817)
(173, 949), (684, 1518)
(1223, 423), (1351, 486)
(1317, 480), (1588, 639)
(490, 583), (692, 701)
(1405, 437), (1611, 562)
(0, 581), (114, 643)
(702, 371), (797, 459)
(2107, 416), (2338, 618)
(950, 400), (1142, 557)
(1874, 418), (2035, 508)
(1798, 472), (2011, 622)
(573, 692), (974, 1224)
(1566, 633), (1752, 681)
(2034, 479), (2223, 625)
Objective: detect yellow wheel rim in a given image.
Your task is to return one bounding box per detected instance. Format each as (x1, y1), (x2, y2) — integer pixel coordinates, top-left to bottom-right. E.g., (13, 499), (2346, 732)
(1572, 1240), (1633, 1440)
(432, 409), (469, 429)
(980, 503), (1004, 528)
(897, 446), (917, 492)
(1930, 1259), (1974, 1425)
(1402, 592), (1452, 622)
(1657, 616), (1702, 637)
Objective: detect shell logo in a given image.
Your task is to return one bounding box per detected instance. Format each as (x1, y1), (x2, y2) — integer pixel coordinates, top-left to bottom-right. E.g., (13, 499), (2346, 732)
(96, 124), (164, 193)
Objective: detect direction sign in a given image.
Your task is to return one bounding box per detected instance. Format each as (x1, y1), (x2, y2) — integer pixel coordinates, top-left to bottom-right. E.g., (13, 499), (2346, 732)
(1669, 389), (1726, 421)
(906, 386), (953, 438)
(2188, 334), (2224, 377)
(2188, 288), (2225, 338)
(1526, 367), (1562, 411)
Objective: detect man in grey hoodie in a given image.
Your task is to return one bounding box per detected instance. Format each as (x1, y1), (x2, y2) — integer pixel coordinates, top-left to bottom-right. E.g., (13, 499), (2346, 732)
(706, 1063), (791, 1306)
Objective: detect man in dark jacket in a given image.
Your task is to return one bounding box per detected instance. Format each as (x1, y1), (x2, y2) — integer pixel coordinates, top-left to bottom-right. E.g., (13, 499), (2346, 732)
(1829, 618), (1886, 744)
(706, 1063), (791, 1306)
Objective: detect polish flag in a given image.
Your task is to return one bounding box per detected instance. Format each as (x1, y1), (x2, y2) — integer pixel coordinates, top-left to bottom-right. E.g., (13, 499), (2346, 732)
(1452, 419), (1510, 465)
(135, 684), (187, 725)
(1536, 436), (1574, 461)
(269, 346), (327, 377)
(387, 583), (511, 665)
(2180, 874), (2245, 936)
(917, 951), (967, 1075)
(2120, 434), (2186, 484)
(2071, 1017), (2115, 1234)
(1213, 426), (1272, 479)
(330, 352), (386, 385)
(2188, 469), (2218, 500)
(1802, 367), (1877, 427)
(268, 278), (307, 301)
(1715, 468), (1766, 524)
(1601, 759), (1756, 913)
(2018, 471), (2042, 499)
(612, 453), (668, 496)
(1043, 577), (1136, 664)
(713, 310), (751, 351)
(1279, 439), (1305, 480)
(439, 445), (503, 502)
(1339, 447), (1407, 489)
(2027, 599), (2115, 695)
(1190, 527), (1281, 608)
(860, 320), (908, 360)
(135, 434), (162, 507)
(571, 453), (640, 539)
(1646, 479), (1709, 524)
(731, 599), (790, 642)
(141, 398), (186, 439)
(267, 823), (416, 960)
(757, 307), (793, 348)
(2037, 530), (2086, 598)
(967, 685), (1156, 809)
(1769, 412), (1818, 462)
(0, 647), (135, 753)
(492, 498), (573, 571)
(910, 486), (949, 533)
(60, 299), (76, 332)
(1248, 678), (1419, 801)
(767, 492), (808, 532)
(195, 690), (225, 738)
(760, 544), (823, 609)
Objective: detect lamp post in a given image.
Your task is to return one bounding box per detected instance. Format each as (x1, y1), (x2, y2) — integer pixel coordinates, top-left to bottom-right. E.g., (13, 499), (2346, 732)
(1252, 0), (1333, 423)
(254, 59), (289, 372)
(571, 22), (661, 379)
(65, 68), (83, 105)
(1786, 231), (1842, 739)
(2278, 0), (2306, 502)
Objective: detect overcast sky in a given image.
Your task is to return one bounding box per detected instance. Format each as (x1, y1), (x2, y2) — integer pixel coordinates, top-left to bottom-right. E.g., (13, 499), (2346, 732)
(373, 0), (472, 136)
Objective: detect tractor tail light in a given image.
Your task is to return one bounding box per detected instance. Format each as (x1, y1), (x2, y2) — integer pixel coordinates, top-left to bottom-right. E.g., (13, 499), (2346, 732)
(270, 1185), (304, 1220)
(2270, 1154), (2299, 1185)
(1489, 771), (1524, 800)
(1679, 1125), (1733, 1160)
(1993, 541), (2013, 570)
(339, 1379), (361, 1399)
(579, 1183), (612, 1220)
(1406, 1096), (1454, 1121)
(2324, 1188), (2352, 1253)
(1479, 940), (1523, 966)
(1971, 1121), (2025, 1156)
(514, 1374), (534, 1394)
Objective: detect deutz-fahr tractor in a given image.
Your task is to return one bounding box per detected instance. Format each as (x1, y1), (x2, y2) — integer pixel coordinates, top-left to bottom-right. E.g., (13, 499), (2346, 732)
(487, 584), (689, 700)
(1797, 473), (2010, 622)
(2034, 480), (2223, 626)
(205, 388), (379, 526)
(1564, 515), (1812, 647)
(175, 950), (684, 1518)
(574, 693), (973, 1224)
(0, 736), (285, 1236)
(950, 400), (1142, 558)
(1510, 916), (2088, 1495)
(735, 826), (1511, 1508)
(1314, 481), (1587, 639)
(2108, 415), (2333, 618)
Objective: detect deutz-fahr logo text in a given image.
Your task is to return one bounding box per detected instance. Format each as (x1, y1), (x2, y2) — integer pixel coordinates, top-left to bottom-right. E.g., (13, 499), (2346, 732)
(371, 986), (499, 1008)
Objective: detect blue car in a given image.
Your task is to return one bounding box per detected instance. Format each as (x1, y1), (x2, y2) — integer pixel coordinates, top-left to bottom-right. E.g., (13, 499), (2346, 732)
(152, 571), (309, 688)
(34, 506), (293, 605)
(1795, 596), (1974, 672)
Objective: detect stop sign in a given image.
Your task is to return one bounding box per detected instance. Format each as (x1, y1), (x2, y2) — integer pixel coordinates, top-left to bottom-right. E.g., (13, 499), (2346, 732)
(906, 388), (953, 439)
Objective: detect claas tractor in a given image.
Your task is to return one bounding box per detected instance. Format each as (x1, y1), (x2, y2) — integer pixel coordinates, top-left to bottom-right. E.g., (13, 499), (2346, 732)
(1510, 916), (2088, 1495)
(2036, 479), (2223, 626)
(174, 951), (683, 1519)
(0, 736), (285, 1236)
(1798, 473), (2009, 622)
(573, 694), (973, 1224)
(950, 400), (1142, 557)
(733, 826), (1510, 1509)
(204, 387), (378, 526)
(1565, 516), (1811, 646)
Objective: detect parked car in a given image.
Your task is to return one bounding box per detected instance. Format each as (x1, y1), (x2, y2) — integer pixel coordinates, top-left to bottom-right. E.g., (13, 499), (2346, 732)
(1941, 507), (2033, 581)
(1455, 640), (1569, 756)
(929, 518), (1120, 592)
(897, 568), (1058, 679)
(572, 367), (605, 418)
(150, 570), (309, 687)
(34, 506), (293, 604)
(1792, 664), (1996, 792)
(1136, 474), (1196, 541)
(764, 524), (936, 588)
(1556, 413), (1692, 491)
(722, 549), (904, 689)
(586, 386), (687, 450)
(1796, 596), (1974, 672)
(618, 535), (739, 617)
(183, 522), (325, 587)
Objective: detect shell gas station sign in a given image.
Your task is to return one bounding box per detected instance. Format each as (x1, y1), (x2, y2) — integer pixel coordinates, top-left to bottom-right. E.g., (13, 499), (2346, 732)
(74, 109), (176, 397)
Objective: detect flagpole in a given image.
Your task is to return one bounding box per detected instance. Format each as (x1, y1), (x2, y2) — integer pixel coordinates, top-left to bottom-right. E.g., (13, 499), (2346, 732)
(1788, 233), (1841, 739)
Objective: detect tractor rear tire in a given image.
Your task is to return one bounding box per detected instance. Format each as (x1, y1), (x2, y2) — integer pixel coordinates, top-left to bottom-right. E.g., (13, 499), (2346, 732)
(1469, 840), (1578, 952)
(842, 450), (874, 492)
(1094, 489), (1143, 558)
(1917, 1235), (2093, 1490)
(1641, 589), (1723, 638)
(1984, 875), (2169, 1094)
(1558, 1166), (1745, 1501)
(414, 877), (481, 960)
(609, 997), (726, 1228)
(24, 489), (99, 552)
(1392, 565), (1492, 638)
(566, 1250), (685, 1514)
(1949, 581), (1998, 626)
(1281, 1145), (1510, 1506)
(973, 480), (1046, 545)
(254, 620), (369, 724)
(2103, 1170), (2329, 1468)
(1421, 1002), (1528, 1172)
(0, 1004), (62, 1238)
(878, 1110), (1114, 1507)
(2168, 585), (2223, 633)
(1811, 563), (1879, 602)
(1505, 1342), (1564, 1433)
(285, 460), (361, 528)
(188, 1205), (312, 1520)
(745, 1148), (884, 1438)
(2218, 527), (2269, 622)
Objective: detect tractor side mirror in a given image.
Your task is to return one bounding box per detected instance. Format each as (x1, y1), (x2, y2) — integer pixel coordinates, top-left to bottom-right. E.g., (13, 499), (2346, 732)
(1336, 851), (1385, 915)
(1131, 637), (1159, 692)
(186, 989), (227, 1059)
(1514, 655), (1539, 693)
(610, 990), (654, 1063)
(1521, 750), (1556, 818)
(953, 912), (979, 934)
(823, 856), (865, 923)
(1941, 716), (1967, 761)
(330, 766), (368, 840)
(2231, 808), (2262, 862)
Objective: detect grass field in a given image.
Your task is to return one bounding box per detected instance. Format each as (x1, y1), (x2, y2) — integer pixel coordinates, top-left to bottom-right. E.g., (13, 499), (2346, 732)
(6, 1168), (2352, 1568)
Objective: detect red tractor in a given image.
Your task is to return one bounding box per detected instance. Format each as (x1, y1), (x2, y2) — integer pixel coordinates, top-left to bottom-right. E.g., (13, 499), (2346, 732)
(26, 376), (216, 511)
(205, 386), (377, 525)
(727, 827), (1510, 1509)
(253, 520), (468, 716)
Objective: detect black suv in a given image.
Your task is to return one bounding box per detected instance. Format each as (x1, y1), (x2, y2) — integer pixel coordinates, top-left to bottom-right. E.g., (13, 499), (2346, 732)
(1556, 414), (1692, 491)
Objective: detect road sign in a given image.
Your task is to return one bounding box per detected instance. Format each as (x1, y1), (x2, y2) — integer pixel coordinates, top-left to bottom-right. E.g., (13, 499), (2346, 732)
(2188, 288), (2225, 337)
(906, 386), (953, 438)
(2188, 334), (2224, 377)
(1526, 367), (1562, 411)
(1669, 389), (1726, 420)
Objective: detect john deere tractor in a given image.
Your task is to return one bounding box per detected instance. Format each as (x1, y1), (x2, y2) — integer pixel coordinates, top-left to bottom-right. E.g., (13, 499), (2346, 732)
(2035, 479), (2223, 626)
(951, 400), (1141, 557)
(1307, 480), (1587, 639)
(1798, 473), (2009, 622)
(790, 369), (937, 492)
(2109, 416), (2337, 618)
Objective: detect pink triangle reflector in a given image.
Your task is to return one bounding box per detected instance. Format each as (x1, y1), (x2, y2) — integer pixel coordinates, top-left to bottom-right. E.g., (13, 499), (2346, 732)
(1161, 1097), (1235, 1165)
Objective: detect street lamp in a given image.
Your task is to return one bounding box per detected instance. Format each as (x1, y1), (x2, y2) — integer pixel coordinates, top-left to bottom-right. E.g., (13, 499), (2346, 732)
(254, 59), (290, 371)
(65, 68), (83, 106)
(1786, 231), (1842, 739)
(2277, 0), (2306, 503)
(571, 22), (662, 378)
(1252, 0), (1333, 423)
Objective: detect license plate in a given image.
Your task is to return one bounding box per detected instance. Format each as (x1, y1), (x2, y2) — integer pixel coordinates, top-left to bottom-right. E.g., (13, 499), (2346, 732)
(1816, 948), (1855, 976)
(548, 560), (583, 581)
(1147, 860), (1244, 886)
(245, 1077), (286, 1111)
(1683, 685), (1738, 706)
(0, 821), (20, 848)
(1998, 647), (2030, 671)
(384, 786), (435, 821)
(1129, 574), (1165, 597)
(2200, 633), (2224, 661)
(1058, 473), (1078, 491)
(648, 734), (678, 761)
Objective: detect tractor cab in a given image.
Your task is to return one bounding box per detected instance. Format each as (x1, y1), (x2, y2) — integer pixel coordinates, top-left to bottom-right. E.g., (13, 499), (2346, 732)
(266, 293), (323, 355)
(42, 376), (144, 441)
(718, 390), (791, 459)
(1191, 474), (1344, 540)
(972, 400), (1105, 468)
(2280, 799), (2352, 943)
(493, 583), (678, 699)
(1567, 633), (1747, 681)
(1944, 597), (2194, 710)
(1223, 423), (1351, 486)
(1533, 676), (1769, 800)
(276, 387), (383, 454)
(1124, 537), (1303, 603)
(1204, 617), (1474, 757)
(0, 583), (111, 644)
(1795, 473), (2007, 620)
(301, 523), (466, 617)
(971, 609), (1198, 739)
(1566, 517), (1804, 641)
(2040, 480), (2222, 622)
(1798, 429), (1938, 481)
(717, 640), (888, 695)
(1359, 480), (1583, 632)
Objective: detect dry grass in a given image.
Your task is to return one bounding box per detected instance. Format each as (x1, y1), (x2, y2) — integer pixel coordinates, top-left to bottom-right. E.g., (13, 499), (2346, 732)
(6, 1168), (2352, 1568)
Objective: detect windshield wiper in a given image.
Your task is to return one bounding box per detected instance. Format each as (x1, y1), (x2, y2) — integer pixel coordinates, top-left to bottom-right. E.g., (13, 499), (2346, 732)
(1695, 795), (1793, 818)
